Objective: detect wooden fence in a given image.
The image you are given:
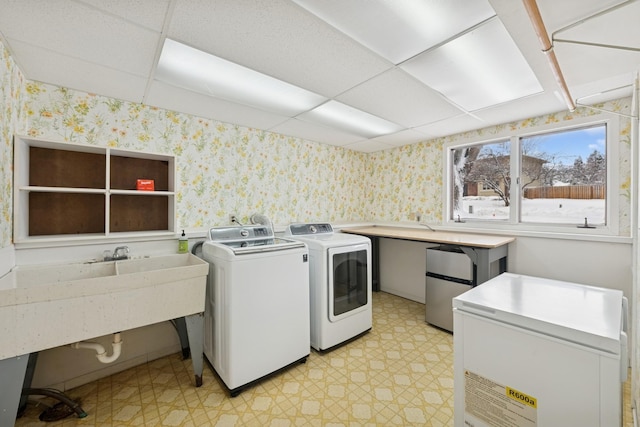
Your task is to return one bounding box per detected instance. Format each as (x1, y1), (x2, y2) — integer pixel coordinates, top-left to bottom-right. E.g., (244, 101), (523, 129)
(523, 184), (605, 199)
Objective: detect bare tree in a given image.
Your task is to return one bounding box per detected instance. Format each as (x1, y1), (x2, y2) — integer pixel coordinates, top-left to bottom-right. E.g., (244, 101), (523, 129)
(451, 146), (480, 210)
(467, 154), (511, 206)
(463, 141), (511, 206)
(460, 137), (552, 207)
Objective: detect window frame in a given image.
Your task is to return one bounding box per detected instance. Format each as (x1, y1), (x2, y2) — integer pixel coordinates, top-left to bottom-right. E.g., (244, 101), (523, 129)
(442, 112), (619, 236)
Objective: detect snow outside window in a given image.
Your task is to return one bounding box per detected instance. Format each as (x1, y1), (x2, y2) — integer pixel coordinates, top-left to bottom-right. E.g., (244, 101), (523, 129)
(449, 123), (608, 228)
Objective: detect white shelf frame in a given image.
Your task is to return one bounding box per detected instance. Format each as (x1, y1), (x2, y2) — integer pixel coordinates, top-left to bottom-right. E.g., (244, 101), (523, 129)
(13, 135), (177, 244)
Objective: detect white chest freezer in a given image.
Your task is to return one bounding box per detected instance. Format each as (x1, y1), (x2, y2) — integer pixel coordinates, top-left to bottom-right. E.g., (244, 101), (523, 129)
(453, 273), (628, 427)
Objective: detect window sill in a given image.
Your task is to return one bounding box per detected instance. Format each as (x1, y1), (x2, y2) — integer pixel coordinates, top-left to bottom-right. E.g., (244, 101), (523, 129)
(438, 221), (631, 244)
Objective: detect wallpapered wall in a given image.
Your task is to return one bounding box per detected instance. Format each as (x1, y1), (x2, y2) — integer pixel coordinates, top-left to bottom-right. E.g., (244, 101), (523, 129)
(0, 38), (633, 250)
(22, 82), (370, 231)
(0, 42), (24, 248)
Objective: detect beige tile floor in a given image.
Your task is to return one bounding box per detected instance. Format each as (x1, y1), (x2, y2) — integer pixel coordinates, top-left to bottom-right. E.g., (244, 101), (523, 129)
(16, 291), (633, 426)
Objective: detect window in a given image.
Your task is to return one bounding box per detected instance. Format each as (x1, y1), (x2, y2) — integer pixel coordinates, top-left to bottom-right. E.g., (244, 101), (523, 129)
(448, 120), (611, 230)
(519, 125), (606, 225)
(450, 139), (510, 220)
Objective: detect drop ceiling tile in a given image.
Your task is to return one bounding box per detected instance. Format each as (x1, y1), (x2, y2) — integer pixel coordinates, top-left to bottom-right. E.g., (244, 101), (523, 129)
(0, 0), (160, 76)
(555, 42), (640, 89)
(167, 0), (393, 98)
(292, 0), (496, 64)
(413, 114), (486, 139)
(535, 0), (624, 32)
(8, 39), (148, 102)
(551, 1), (640, 73)
(77, 0), (171, 32)
(335, 68), (464, 128)
(368, 129), (431, 148)
(269, 118), (366, 146)
(472, 92), (565, 126)
(145, 81), (292, 130)
(488, 0), (553, 80)
(568, 72), (635, 104)
(551, 0), (640, 47)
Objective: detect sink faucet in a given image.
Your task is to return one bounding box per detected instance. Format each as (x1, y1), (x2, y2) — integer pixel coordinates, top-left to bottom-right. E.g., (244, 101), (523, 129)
(104, 246), (129, 261)
(113, 246), (129, 260)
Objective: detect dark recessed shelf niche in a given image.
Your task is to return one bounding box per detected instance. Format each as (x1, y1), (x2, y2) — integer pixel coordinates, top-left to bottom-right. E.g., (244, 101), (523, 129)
(14, 136), (176, 243)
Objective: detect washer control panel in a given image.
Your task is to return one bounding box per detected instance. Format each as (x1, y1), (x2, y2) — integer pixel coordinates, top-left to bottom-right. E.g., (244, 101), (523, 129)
(209, 224), (273, 242)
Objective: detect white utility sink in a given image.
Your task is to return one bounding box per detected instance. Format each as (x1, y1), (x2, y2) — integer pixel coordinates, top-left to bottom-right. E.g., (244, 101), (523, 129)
(0, 253), (208, 360)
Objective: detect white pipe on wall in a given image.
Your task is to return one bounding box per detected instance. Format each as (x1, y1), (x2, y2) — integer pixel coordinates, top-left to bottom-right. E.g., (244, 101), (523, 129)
(70, 333), (123, 364)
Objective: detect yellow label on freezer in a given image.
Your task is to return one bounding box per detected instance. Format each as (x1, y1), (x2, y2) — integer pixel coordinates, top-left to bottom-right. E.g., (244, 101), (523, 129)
(465, 370), (538, 427)
(506, 386), (537, 409)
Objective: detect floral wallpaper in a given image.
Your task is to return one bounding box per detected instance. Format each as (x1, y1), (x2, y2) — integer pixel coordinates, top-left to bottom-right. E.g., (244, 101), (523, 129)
(366, 139), (443, 223)
(20, 84), (369, 231)
(0, 42), (25, 248)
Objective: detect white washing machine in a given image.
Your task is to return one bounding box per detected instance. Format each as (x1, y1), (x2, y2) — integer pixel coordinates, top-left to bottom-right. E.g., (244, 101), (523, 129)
(285, 223), (372, 351)
(202, 225), (310, 396)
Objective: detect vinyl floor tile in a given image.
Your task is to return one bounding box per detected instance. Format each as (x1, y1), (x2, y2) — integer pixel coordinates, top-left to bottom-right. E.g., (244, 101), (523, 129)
(15, 292), (634, 426)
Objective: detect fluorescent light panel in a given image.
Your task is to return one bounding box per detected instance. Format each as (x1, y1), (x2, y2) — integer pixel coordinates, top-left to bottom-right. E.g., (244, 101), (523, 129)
(400, 19), (543, 111)
(298, 100), (404, 138)
(155, 39), (403, 139)
(292, 0), (496, 64)
(156, 39), (327, 116)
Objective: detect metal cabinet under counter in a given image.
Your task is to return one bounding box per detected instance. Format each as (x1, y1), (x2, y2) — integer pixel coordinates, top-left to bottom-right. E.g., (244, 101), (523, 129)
(340, 226), (514, 290)
(340, 226), (514, 331)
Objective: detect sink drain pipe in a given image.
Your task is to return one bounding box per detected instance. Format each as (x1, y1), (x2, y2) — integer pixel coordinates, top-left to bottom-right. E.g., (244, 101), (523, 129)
(70, 332), (122, 363)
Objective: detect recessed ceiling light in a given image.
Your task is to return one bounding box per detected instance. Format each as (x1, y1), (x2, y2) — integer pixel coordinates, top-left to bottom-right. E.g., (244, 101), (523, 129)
(156, 39), (327, 116)
(400, 18), (543, 111)
(156, 38), (405, 139)
(292, 0), (496, 64)
(299, 100), (404, 138)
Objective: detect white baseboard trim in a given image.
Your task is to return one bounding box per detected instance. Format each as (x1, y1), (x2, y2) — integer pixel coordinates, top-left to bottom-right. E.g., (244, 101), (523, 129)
(0, 245), (15, 276)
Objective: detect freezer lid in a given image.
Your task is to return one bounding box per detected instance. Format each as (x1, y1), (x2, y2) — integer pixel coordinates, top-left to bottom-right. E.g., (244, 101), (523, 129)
(453, 273), (624, 354)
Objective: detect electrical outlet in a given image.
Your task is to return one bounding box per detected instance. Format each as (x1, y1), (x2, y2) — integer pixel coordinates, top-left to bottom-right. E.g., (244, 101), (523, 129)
(230, 214), (238, 224)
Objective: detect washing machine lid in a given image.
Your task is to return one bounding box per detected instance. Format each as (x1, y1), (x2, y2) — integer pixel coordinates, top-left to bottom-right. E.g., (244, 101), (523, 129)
(208, 225), (305, 255)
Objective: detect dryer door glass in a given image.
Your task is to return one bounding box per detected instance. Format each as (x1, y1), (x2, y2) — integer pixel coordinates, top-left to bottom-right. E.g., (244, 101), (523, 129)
(330, 248), (368, 319)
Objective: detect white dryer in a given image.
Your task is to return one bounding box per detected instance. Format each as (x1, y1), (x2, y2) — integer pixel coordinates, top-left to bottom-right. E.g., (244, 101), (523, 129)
(285, 223), (372, 351)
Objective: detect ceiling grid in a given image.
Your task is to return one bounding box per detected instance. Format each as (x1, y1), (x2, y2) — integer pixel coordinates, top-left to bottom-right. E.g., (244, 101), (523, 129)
(0, 0), (636, 152)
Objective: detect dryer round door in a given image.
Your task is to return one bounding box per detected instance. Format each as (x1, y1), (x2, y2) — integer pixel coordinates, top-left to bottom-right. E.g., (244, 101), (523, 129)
(327, 243), (371, 322)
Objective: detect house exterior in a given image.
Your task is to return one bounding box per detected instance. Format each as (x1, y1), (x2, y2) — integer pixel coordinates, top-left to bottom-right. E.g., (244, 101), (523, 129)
(465, 154), (547, 197)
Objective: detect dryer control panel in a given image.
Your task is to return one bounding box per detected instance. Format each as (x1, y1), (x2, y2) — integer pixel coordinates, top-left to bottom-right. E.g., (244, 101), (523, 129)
(286, 223), (333, 235)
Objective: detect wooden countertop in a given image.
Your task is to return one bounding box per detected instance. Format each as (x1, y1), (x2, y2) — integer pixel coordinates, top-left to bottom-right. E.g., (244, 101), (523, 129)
(340, 226), (514, 249)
